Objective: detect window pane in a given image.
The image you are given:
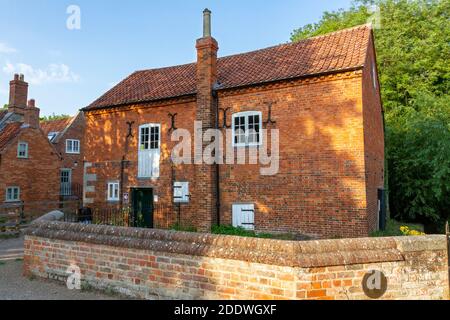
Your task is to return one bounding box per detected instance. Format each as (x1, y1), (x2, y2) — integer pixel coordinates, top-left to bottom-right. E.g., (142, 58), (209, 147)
(234, 116), (246, 145)
(18, 143), (27, 157)
(248, 115), (261, 144)
(140, 127), (150, 150)
(150, 126), (159, 150)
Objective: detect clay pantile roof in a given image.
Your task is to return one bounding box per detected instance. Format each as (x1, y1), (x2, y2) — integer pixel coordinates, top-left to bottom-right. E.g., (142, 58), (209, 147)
(0, 122), (22, 151)
(40, 117), (73, 136)
(85, 24), (371, 111)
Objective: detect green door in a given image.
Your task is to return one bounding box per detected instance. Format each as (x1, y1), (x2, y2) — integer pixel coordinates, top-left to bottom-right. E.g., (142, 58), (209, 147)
(131, 188), (154, 228)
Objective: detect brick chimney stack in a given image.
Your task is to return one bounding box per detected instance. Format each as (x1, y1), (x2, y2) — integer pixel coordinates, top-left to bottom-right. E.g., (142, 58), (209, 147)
(25, 99), (40, 128)
(194, 9), (219, 231)
(8, 74), (40, 128)
(8, 74), (28, 113)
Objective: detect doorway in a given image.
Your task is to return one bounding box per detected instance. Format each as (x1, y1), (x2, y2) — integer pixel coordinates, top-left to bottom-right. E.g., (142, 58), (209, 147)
(131, 188), (154, 228)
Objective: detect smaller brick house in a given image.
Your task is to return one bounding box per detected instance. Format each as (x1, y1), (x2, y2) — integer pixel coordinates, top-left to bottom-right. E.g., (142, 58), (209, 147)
(0, 74), (61, 219)
(41, 112), (85, 200)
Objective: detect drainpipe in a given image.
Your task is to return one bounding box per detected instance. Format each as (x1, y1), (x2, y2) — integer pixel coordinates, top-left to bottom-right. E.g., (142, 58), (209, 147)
(213, 89), (221, 226)
(120, 155), (125, 208)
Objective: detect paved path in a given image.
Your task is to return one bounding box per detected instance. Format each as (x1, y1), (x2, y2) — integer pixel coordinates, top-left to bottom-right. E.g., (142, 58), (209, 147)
(0, 235), (121, 300)
(0, 260), (120, 300)
(0, 235), (24, 261)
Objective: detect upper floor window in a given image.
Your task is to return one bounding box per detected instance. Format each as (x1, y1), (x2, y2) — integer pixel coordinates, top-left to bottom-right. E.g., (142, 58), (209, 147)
(140, 125), (160, 151)
(232, 111), (262, 147)
(107, 182), (120, 201)
(5, 187), (20, 202)
(66, 139), (80, 154)
(17, 142), (28, 158)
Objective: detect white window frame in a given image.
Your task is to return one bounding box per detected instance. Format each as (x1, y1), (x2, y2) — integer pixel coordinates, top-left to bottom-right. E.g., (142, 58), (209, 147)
(17, 142), (28, 158)
(138, 123), (161, 178)
(5, 186), (20, 202)
(232, 111), (263, 147)
(107, 181), (120, 202)
(66, 139), (80, 154)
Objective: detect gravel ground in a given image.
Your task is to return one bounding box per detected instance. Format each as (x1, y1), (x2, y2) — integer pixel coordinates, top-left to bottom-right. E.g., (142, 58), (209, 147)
(0, 235), (24, 261)
(0, 236), (122, 300)
(0, 260), (121, 300)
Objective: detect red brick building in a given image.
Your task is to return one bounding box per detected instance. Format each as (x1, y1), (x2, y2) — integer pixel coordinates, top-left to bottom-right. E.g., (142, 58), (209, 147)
(0, 75), (60, 218)
(82, 11), (384, 238)
(41, 112), (85, 200)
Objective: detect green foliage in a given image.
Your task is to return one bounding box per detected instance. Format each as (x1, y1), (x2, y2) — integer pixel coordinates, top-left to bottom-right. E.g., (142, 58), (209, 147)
(40, 113), (71, 121)
(211, 225), (296, 240)
(170, 223), (197, 233)
(2, 104), (7, 109)
(370, 219), (424, 237)
(291, 0), (450, 228)
(387, 95), (450, 225)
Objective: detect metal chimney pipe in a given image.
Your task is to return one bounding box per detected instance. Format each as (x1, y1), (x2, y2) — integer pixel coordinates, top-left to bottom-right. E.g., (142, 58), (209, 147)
(203, 8), (212, 37)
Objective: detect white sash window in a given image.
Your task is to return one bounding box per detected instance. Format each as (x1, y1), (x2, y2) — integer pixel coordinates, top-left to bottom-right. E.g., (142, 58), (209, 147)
(232, 111), (262, 147)
(138, 124), (161, 178)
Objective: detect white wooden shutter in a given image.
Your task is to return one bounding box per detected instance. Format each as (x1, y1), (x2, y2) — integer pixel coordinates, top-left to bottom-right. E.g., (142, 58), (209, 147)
(174, 182), (189, 203)
(232, 204), (255, 230)
(138, 150), (151, 178)
(151, 149), (160, 178)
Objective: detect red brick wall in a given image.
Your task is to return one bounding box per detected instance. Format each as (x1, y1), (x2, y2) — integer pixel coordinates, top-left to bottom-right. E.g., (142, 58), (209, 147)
(84, 69), (383, 238)
(84, 98), (198, 228)
(362, 32), (385, 233)
(0, 128), (60, 218)
(52, 113), (85, 194)
(217, 73), (367, 238)
(23, 223), (449, 300)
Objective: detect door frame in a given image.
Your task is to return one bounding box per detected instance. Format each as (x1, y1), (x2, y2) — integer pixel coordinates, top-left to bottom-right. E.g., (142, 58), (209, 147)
(130, 187), (154, 228)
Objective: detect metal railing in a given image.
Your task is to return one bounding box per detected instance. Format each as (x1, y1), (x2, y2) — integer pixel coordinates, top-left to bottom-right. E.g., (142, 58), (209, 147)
(60, 183), (82, 199)
(63, 203), (178, 229)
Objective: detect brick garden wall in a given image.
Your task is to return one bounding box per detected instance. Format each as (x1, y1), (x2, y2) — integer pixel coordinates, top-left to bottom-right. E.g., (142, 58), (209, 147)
(24, 222), (449, 300)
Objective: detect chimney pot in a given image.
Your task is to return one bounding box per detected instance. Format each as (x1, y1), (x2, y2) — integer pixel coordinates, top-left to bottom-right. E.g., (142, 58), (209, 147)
(19, 74), (24, 81)
(14, 74), (19, 81)
(203, 8), (212, 37)
(28, 99), (35, 108)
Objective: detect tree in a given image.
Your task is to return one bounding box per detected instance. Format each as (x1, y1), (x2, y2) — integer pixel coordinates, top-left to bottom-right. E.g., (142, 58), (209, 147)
(40, 113), (71, 121)
(291, 0), (450, 230)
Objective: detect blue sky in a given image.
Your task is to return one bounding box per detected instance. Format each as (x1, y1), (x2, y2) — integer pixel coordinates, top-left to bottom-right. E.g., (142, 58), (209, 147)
(0, 0), (354, 116)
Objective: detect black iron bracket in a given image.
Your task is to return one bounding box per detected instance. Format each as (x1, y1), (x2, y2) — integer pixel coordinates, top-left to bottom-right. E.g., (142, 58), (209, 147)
(168, 113), (178, 132)
(263, 102), (276, 126)
(126, 121), (135, 138)
(219, 107), (232, 129)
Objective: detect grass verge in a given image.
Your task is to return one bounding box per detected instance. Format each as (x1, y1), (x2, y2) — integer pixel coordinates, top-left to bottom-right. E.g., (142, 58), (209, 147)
(371, 219), (424, 237)
(211, 225), (297, 240)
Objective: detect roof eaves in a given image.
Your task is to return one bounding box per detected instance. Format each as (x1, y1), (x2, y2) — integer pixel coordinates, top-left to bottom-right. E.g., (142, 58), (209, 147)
(82, 92), (197, 112)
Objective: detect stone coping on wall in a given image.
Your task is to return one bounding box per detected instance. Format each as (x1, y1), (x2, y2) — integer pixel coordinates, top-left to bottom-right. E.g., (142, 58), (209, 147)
(25, 221), (447, 268)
